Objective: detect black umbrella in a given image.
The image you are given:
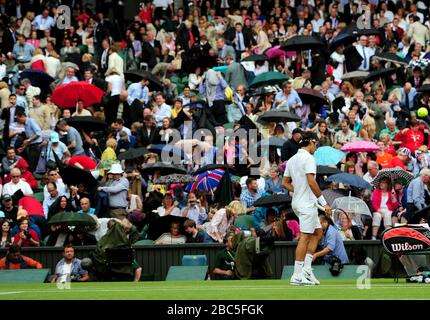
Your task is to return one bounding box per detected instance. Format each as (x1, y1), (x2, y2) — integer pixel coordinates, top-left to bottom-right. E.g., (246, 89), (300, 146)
(296, 88), (328, 106)
(316, 166), (341, 176)
(124, 70), (163, 91)
(280, 35), (325, 52)
(140, 162), (187, 176)
(20, 69), (55, 92)
(47, 211), (96, 227)
(254, 193), (292, 207)
(146, 215), (188, 240)
(117, 147), (149, 161)
(418, 84), (430, 93)
(148, 144), (191, 162)
(193, 164), (230, 175)
(66, 116), (107, 132)
(365, 68), (397, 82)
(329, 32), (357, 50)
(345, 25), (381, 37)
(60, 166), (98, 190)
(372, 52), (407, 65)
(238, 115), (257, 130)
(241, 54), (269, 62)
(258, 110), (301, 123)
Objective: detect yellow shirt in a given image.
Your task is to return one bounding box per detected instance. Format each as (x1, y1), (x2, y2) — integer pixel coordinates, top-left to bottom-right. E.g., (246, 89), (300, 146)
(101, 147), (117, 162)
(171, 106), (182, 119)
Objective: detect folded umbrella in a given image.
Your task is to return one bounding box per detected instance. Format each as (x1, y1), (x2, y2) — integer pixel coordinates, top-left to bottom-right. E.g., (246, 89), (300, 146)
(280, 35), (325, 52)
(249, 71), (288, 89)
(258, 110), (301, 123)
(314, 146), (346, 166)
(60, 166), (98, 190)
(124, 70), (163, 91)
(341, 141), (380, 153)
(117, 147), (149, 161)
(254, 193), (291, 207)
(296, 88), (328, 106)
(327, 173), (372, 189)
(372, 167), (414, 188)
(47, 211), (96, 227)
(140, 162), (187, 176)
(51, 81), (105, 108)
(65, 116), (107, 132)
(19, 69), (55, 93)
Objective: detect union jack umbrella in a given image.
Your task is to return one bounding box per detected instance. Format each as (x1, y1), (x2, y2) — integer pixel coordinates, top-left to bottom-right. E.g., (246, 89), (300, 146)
(186, 169), (226, 193)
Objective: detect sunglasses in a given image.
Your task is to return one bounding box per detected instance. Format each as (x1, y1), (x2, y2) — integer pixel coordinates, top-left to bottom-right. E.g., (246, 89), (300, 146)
(11, 175), (20, 178)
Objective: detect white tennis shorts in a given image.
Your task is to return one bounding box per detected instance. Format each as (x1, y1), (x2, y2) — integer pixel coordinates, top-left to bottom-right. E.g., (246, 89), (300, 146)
(293, 206), (321, 234)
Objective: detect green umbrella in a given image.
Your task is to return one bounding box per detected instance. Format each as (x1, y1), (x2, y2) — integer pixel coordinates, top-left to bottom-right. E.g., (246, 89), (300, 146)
(47, 211), (96, 227)
(249, 72), (288, 88)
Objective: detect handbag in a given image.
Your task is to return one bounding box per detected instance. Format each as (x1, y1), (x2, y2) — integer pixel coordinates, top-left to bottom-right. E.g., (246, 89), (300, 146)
(35, 145), (47, 174)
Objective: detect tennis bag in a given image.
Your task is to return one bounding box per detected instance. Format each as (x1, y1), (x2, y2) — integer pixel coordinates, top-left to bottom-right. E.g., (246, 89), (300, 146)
(382, 225), (430, 255)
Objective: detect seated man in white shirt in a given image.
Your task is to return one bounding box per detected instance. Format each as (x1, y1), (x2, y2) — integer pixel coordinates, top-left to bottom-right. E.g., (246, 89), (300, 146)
(3, 168), (33, 196)
(153, 92), (172, 127)
(43, 169), (67, 199)
(71, 100), (92, 117)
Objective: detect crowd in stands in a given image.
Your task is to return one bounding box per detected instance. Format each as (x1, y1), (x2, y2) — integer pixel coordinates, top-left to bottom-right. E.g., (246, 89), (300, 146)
(0, 0), (427, 276)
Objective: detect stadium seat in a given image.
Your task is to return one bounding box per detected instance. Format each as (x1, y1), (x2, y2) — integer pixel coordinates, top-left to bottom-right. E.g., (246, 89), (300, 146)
(0, 269), (50, 283)
(181, 255), (207, 266)
(234, 215), (256, 230)
(165, 266), (208, 281)
(33, 192), (44, 202)
(280, 265), (368, 280)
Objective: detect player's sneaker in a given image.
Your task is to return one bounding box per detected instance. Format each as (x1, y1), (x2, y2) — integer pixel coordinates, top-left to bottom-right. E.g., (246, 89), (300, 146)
(290, 273), (315, 286)
(302, 267), (320, 285)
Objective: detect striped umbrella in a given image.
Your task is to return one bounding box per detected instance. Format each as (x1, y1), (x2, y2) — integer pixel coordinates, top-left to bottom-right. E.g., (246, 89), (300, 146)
(372, 167), (414, 188)
(186, 169), (226, 193)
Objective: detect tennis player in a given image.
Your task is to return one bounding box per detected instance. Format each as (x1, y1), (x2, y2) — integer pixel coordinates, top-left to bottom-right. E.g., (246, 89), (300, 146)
(283, 132), (333, 285)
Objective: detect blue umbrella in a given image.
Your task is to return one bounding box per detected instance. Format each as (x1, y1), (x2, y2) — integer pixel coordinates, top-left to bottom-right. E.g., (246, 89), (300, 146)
(314, 146), (346, 166)
(327, 173), (372, 189)
(329, 32), (357, 50)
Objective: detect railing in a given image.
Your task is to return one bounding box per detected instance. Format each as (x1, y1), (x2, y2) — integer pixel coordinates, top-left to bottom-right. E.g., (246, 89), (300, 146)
(2, 241), (383, 281)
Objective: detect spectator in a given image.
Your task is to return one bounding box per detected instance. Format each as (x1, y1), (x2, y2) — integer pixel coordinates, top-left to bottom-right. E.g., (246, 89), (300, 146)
(42, 182), (63, 218)
(363, 161), (379, 184)
(3, 168), (33, 196)
(154, 222), (187, 245)
(56, 120), (85, 156)
(156, 193), (180, 217)
(184, 219), (213, 243)
(406, 168), (430, 222)
(240, 177), (263, 213)
(0, 244), (42, 269)
(371, 177), (398, 239)
(0, 219), (12, 248)
(13, 217), (39, 247)
(181, 192), (207, 226)
(211, 231), (236, 280)
(265, 165), (285, 193)
(333, 119), (357, 149)
(207, 200), (245, 243)
(51, 245), (90, 283)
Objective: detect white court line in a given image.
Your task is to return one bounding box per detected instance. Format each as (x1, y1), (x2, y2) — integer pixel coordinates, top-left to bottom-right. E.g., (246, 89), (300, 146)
(0, 292), (22, 295)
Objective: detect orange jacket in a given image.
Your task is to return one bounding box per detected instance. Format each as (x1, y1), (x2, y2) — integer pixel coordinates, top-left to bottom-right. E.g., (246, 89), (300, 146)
(0, 256), (43, 269)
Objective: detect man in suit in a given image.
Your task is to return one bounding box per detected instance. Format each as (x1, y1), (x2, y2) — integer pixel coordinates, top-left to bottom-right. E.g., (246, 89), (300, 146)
(225, 55), (248, 90)
(216, 37), (236, 65)
(6, 0), (28, 19)
(355, 35), (373, 71)
(141, 31), (161, 70)
(1, 94), (25, 146)
(325, 6), (341, 29)
(94, 12), (111, 60)
(2, 22), (17, 56)
(408, 66), (425, 89)
(83, 69), (106, 91)
(231, 23), (252, 61)
(99, 39), (110, 75)
(137, 115), (161, 148)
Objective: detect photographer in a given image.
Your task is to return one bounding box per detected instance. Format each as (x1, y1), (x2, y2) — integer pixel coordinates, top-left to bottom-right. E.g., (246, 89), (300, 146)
(12, 217), (39, 247)
(313, 215), (349, 266)
(51, 245), (90, 283)
(180, 192), (207, 226)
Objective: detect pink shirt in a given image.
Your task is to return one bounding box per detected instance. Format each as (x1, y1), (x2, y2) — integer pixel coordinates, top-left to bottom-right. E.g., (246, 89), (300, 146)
(287, 220), (300, 239)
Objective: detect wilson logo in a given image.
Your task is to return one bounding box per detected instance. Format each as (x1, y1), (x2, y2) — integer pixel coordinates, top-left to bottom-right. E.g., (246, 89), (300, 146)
(391, 243), (424, 252)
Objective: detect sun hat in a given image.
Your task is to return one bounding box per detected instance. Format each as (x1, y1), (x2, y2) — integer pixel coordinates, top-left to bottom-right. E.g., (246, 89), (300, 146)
(108, 163), (124, 174)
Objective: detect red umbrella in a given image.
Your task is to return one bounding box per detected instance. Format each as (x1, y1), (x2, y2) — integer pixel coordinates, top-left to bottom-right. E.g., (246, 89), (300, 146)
(341, 141), (380, 153)
(51, 81), (105, 108)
